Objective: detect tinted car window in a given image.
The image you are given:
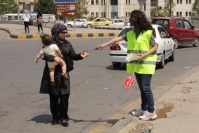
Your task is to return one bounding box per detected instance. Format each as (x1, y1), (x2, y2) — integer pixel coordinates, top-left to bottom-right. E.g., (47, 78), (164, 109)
(118, 28), (132, 37)
(175, 20), (184, 28)
(152, 19), (169, 29)
(158, 27), (169, 38)
(183, 20), (191, 29)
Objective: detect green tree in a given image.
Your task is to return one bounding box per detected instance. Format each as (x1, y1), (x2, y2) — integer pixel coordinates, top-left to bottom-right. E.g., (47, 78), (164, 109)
(151, 6), (167, 17)
(0, 0), (18, 15)
(164, 0), (176, 17)
(192, 0), (199, 17)
(34, 0), (56, 14)
(76, 0), (89, 18)
(151, 0), (175, 17)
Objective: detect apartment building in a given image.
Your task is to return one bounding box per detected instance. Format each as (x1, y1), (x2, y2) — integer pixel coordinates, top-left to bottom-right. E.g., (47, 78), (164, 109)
(15, 0), (38, 12)
(85, 0), (151, 19)
(14, 0), (195, 19)
(85, 0), (195, 19)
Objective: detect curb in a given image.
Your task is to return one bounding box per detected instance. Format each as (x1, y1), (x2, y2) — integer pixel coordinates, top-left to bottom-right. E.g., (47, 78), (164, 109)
(10, 33), (118, 39)
(0, 27), (119, 39)
(95, 27), (123, 30)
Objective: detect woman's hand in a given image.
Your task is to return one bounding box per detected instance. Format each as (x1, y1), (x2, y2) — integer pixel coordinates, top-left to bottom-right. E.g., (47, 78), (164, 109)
(136, 54), (147, 59)
(81, 50), (90, 58)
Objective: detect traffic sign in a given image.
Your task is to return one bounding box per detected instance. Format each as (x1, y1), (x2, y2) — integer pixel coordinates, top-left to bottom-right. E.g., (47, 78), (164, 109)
(123, 76), (136, 88)
(54, 0), (78, 3)
(56, 3), (76, 17)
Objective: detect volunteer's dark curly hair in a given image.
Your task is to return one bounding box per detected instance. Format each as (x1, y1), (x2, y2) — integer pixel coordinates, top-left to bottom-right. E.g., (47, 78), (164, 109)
(130, 10), (155, 37)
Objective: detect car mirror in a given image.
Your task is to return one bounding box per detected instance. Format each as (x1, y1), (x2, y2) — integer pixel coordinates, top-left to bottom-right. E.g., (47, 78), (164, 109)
(191, 26), (195, 29)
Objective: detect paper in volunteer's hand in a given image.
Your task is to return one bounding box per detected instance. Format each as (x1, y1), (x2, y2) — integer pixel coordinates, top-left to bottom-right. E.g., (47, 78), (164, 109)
(125, 54), (140, 62)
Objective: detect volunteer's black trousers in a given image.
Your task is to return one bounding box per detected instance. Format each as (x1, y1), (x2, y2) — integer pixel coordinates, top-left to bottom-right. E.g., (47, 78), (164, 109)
(49, 93), (69, 120)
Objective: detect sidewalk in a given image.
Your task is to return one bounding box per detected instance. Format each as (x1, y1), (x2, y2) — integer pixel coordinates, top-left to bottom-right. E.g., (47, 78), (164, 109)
(115, 66), (199, 133)
(0, 23), (120, 39)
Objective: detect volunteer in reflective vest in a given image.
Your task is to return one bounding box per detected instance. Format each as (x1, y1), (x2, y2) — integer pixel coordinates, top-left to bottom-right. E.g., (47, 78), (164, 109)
(96, 10), (158, 121)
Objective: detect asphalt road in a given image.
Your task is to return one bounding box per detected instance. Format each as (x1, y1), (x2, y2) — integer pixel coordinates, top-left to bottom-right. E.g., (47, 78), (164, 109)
(0, 30), (199, 133)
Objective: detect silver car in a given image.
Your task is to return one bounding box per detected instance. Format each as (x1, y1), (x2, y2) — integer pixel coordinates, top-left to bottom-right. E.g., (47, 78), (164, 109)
(109, 24), (175, 69)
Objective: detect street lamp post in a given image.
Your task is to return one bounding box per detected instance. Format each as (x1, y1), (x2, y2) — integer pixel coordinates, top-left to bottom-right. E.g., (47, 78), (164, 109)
(2, 3), (6, 15)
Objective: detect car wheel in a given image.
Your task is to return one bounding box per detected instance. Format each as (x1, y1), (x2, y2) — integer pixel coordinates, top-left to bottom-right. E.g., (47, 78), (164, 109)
(169, 48), (175, 61)
(105, 24), (109, 26)
(157, 54), (165, 69)
(193, 37), (199, 47)
(87, 24), (92, 28)
(173, 38), (179, 49)
(112, 62), (121, 68)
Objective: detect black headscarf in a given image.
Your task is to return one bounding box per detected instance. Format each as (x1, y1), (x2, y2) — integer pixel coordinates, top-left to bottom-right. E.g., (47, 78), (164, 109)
(51, 23), (67, 44)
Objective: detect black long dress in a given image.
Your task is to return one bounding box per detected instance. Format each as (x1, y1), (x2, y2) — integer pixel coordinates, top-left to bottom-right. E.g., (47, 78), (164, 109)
(39, 40), (83, 95)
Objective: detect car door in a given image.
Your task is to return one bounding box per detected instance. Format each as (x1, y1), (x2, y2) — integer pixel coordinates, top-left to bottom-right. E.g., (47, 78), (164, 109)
(174, 19), (188, 43)
(183, 20), (195, 43)
(99, 18), (107, 26)
(94, 19), (100, 27)
(158, 26), (171, 58)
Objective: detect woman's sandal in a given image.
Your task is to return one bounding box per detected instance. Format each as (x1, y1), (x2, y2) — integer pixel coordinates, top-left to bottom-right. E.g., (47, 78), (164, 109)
(61, 119), (69, 127)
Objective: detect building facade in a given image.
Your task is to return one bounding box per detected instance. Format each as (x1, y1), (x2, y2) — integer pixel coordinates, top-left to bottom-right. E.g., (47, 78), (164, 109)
(84, 0), (195, 19)
(15, 0), (195, 19)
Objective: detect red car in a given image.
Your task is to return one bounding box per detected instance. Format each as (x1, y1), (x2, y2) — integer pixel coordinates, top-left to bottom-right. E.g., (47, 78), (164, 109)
(152, 17), (199, 48)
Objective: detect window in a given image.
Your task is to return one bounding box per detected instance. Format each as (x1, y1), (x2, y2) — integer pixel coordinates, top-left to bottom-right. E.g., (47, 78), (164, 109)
(177, 0), (179, 4)
(91, 0), (94, 5)
(176, 12), (179, 16)
(189, 12), (192, 16)
(183, 21), (191, 29)
(111, 0), (118, 5)
(126, 12), (128, 17)
(96, 12), (98, 17)
(189, 0), (191, 4)
(96, 0), (99, 5)
(175, 20), (184, 28)
(180, 0), (182, 4)
(180, 12), (182, 16)
(126, 0), (130, 4)
(186, 0), (188, 4)
(91, 12), (94, 17)
(101, 12), (103, 17)
(144, 3), (146, 11)
(158, 27), (169, 38)
(186, 12), (188, 16)
(118, 28), (132, 37)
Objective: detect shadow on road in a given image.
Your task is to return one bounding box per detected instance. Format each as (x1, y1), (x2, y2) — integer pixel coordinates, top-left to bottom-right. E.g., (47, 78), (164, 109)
(28, 114), (51, 124)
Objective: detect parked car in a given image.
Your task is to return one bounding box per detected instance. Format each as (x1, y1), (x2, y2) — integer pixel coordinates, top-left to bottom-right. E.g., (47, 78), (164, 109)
(109, 24), (175, 69)
(110, 19), (125, 26)
(82, 18), (113, 28)
(151, 17), (199, 48)
(67, 19), (87, 28)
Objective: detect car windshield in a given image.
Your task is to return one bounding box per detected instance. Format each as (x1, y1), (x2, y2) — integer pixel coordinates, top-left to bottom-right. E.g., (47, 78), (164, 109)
(118, 28), (132, 37)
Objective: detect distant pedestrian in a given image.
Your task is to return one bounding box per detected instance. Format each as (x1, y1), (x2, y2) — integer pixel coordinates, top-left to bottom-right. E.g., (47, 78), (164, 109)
(96, 10), (158, 121)
(37, 12), (43, 34)
(37, 16), (43, 34)
(22, 10), (30, 33)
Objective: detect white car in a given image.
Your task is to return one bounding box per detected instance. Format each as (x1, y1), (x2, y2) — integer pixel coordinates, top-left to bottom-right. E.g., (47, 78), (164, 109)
(67, 19), (87, 28)
(110, 19), (125, 26)
(109, 24), (175, 69)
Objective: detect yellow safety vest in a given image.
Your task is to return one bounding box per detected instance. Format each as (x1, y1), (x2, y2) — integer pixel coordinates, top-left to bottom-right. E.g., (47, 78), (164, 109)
(126, 30), (157, 75)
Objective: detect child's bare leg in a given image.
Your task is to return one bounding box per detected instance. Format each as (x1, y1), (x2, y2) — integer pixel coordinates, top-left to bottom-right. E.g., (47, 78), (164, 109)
(49, 68), (55, 86)
(55, 57), (69, 80)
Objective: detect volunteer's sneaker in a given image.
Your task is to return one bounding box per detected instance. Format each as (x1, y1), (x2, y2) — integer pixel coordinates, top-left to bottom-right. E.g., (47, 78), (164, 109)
(139, 111), (157, 121)
(132, 109), (147, 117)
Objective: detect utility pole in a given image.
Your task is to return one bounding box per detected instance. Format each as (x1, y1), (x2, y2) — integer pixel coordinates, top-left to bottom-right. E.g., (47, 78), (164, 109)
(18, 0), (20, 20)
(170, 0), (172, 17)
(106, 0), (110, 19)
